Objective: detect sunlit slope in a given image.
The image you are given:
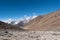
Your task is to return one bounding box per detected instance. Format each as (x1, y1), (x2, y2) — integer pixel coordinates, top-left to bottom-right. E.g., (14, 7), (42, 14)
(24, 11), (60, 31)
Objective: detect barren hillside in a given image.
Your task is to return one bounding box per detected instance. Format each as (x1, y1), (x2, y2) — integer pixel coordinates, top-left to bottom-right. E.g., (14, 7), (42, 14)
(24, 11), (60, 31)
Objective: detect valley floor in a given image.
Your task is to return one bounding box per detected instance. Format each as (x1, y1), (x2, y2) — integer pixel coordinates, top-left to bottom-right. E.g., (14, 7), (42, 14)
(0, 29), (60, 40)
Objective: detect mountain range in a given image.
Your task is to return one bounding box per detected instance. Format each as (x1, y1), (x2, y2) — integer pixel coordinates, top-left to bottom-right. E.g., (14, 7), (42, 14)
(1, 10), (60, 31)
(0, 15), (37, 30)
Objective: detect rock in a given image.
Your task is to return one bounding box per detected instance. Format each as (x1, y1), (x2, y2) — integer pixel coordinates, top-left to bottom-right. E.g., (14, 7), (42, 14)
(0, 29), (60, 40)
(5, 31), (8, 34)
(3, 39), (10, 40)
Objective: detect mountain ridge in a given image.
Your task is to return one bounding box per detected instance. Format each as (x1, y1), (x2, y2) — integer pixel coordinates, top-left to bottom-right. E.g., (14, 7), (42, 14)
(0, 21), (25, 30)
(24, 10), (60, 31)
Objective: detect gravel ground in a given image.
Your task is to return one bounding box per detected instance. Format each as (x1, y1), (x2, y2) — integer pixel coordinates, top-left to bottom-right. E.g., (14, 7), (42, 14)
(0, 29), (60, 40)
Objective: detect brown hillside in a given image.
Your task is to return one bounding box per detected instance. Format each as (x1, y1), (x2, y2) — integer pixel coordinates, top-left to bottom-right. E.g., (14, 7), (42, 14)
(24, 10), (60, 31)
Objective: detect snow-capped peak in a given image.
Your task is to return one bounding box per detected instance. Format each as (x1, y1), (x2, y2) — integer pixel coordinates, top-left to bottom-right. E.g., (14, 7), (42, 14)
(1, 15), (37, 25)
(2, 18), (14, 24)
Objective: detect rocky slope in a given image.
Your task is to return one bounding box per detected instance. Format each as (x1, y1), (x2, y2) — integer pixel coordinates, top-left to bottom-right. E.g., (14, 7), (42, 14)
(0, 29), (60, 40)
(24, 10), (60, 31)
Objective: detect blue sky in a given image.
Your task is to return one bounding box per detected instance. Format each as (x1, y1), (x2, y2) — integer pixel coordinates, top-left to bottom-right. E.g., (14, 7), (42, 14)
(0, 0), (60, 20)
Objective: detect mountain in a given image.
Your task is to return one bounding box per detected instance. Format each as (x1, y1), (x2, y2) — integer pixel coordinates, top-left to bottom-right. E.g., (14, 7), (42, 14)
(15, 16), (37, 28)
(0, 21), (24, 30)
(2, 15), (37, 25)
(24, 10), (60, 31)
(1, 15), (37, 28)
(0, 15), (37, 30)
